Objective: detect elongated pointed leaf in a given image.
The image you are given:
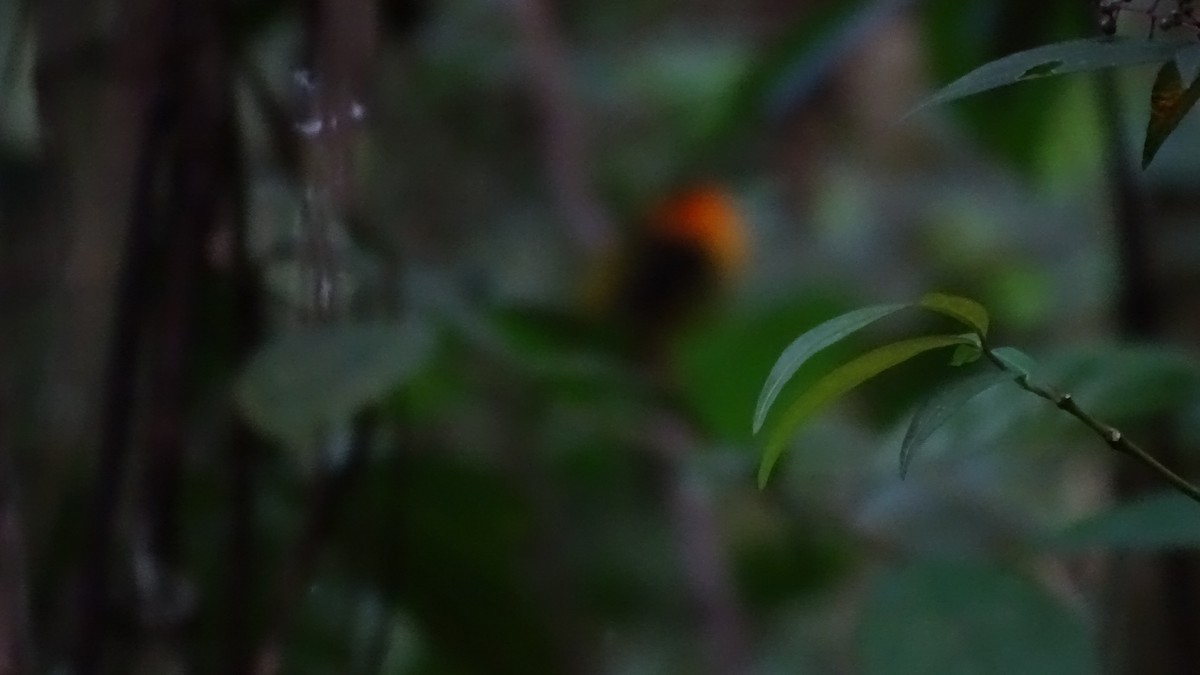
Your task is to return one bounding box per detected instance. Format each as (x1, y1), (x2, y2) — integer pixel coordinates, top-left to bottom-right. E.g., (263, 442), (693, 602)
(918, 293), (989, 336)
(236, 320), (434, 446)
(1143, 60), (1200, 168)
(911, 37), (1189, 116)
(752, 303), (906, 433)
(899, 370), (1012, 478)
(758, 334), (974, 487)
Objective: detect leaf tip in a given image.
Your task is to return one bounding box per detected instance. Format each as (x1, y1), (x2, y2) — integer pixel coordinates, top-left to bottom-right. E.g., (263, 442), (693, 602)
(757, 451), (777, 489)
(1141, 148), (1156, 170)
(918, 292), (990, 337)
(751, 402), (768, 435)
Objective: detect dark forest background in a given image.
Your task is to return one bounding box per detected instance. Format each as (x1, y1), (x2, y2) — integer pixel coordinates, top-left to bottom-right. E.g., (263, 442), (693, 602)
(5, 0), (1200, 673)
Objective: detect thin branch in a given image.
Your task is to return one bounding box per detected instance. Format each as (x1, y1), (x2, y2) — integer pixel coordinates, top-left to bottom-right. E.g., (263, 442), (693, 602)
(981, 346), (1200, 505)
(223, 72), (261, 675)
(293, 0), (375, 320)
(251, 2), (378, 670)
(0, 411), (32, 675)
(73, 3), (175, 669)
(647, 412), (749, 675)
(494, 383), (597, 675)
(138, 0), (231, 613)
(251, 414), (374, 675)
(237, 59), (302, 181)
(508, 0), (614, 255)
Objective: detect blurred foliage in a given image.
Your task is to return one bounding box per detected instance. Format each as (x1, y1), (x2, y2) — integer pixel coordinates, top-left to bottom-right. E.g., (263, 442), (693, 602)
(859, 559), (1099, 675)
(9, 0), (1200, 673)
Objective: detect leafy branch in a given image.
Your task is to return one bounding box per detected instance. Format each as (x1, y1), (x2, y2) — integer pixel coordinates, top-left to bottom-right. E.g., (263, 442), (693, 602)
(911, 14), (1200, 168)
(752, 293), (1200, 506)
(978, 341), (1200, 505)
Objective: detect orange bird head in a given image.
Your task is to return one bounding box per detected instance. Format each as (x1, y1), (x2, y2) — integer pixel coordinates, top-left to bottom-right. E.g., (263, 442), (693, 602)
(583, 182), (749, 355)
(646, 183), (748, 280)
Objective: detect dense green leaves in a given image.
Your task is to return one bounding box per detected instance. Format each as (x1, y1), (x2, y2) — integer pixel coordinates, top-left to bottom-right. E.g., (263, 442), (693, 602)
(235, 320), (434, 446)
(754, 293), (994, 486)
(859, 561), (1099, 675)
(30, 1), (1200, 671)
(912, 37), (1191, 115)
(759, 334), (974, 487)
(753, 294), (991, 436)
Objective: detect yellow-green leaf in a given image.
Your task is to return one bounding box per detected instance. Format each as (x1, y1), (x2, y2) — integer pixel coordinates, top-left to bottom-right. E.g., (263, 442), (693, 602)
(919, 292), (990, 337)
(758, 334), (975, 487)
(950, 343), (982, 367)
(752, 303), (907, 434)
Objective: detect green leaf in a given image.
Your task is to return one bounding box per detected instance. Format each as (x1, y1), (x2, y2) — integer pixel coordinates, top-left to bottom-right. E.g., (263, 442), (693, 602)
(758, 334), (973, 487)
(949, 343), (982, 366)
(911, 37), (1190, 116)
(679, 295), (863, 442)
(1048, 491), (1200, 551)
(1143, 60), (1200, 169)
(752, 303), (906, 434)
(916, 0), (1082, 175)
(899, 370), (1011, 479)
(859, 560), (1099, 675)
(1175, 42), (1200, 85)
(235, 320), (435, 446)
(991, 346), (1039, 379)
(918, 292), (990, 336)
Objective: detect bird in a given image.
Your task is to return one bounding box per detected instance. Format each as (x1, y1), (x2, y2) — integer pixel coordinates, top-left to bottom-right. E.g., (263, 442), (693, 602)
(585, 182), (749, 359)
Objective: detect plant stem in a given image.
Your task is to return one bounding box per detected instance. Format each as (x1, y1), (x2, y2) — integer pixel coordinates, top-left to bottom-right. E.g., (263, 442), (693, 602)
(981, 345), (1200, 505)
(509, 0), (614, 255)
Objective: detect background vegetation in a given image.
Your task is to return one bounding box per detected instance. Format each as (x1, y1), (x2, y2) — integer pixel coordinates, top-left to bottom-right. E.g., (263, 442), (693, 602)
(5, 0), (1200, 673)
